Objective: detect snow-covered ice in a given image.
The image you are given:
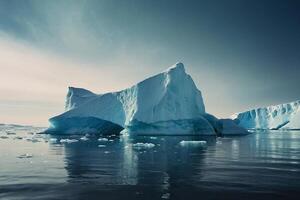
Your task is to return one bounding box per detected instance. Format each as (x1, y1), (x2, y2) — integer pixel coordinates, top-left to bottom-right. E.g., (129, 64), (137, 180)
(232, 100), (300, 130)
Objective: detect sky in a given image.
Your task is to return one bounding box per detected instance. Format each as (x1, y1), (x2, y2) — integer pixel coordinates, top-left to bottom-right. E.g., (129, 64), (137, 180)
(0, 0), (300, 126)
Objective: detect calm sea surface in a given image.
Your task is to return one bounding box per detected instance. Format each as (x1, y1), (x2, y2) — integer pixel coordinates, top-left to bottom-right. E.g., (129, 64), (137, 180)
(0, 125), (300, 200)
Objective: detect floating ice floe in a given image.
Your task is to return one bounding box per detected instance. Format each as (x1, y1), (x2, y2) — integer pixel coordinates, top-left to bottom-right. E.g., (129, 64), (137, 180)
(179, 140), (207, 147)
(132, 143), (155, 150)
(13, 136), (23, 140)
(150, 137), (157, 139)
(25, 138), (41, 143)
(80, 136), (89, 141)
(98, 138), (109, 142)
(60, 139), (79, 143)
(49, 138), (58, 143)
(98, 145), (106, 148)
(216, 140), (222, 145)
(161, 193), (170, 199)
(6, 131), (16, 135)
(18, 153), (33, 159)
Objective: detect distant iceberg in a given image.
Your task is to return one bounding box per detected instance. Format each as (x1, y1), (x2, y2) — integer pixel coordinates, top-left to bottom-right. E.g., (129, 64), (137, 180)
(46, 62), (248, 136)
(231, 100), (300, 130)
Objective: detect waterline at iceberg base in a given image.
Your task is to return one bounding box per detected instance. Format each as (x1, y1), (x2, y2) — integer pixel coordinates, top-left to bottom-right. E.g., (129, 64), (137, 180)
(45, 62), (248, 136)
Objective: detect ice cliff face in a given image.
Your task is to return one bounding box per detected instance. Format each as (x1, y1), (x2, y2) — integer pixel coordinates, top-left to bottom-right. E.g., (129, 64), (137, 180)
(46, 62), (248, 135)
(231, 100), (300, 130)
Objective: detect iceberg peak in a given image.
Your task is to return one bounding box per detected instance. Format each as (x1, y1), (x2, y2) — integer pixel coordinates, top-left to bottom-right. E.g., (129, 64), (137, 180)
(166, 62), (185, 73)
(65, 87), (97, 111)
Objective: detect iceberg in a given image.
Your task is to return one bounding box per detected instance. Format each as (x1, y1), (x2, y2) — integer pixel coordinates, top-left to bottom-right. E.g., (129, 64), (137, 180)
(46, 62), (248, 135)
(231, 100), (300, 130)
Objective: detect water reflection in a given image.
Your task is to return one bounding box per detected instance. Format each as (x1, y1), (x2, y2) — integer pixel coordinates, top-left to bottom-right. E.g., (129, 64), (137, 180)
(59, 135), (216, 193)
(2, 128), (299, 200)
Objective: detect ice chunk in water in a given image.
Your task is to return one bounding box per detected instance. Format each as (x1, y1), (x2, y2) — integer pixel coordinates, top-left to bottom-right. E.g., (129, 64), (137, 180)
(18, 153), (33, 159)
(60, 139), (78, 143)
(6, 131), (16, 135)
(98, 145), (106, 148)
(132, 143), (155, 150)
(98, 138), (108, 142)
(179, 140), (207, 147)
(25, 138), (41, 143)
(80, 136), (89, 141)
(161, 193), (170, 199)
(49, 138), (58, 143)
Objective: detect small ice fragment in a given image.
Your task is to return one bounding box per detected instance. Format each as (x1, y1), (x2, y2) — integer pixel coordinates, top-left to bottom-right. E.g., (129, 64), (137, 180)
(132, 143), (155, 150)
(80, 136), (89, 141)
(98, 138), (108, 142)
(150, 137), (157, 139)
(161, 193), (170, 199)
(18, 153), (33, 159)
(109, 139), (114, 142)
(32, 134), (43, 138)
(49, 138), (57, 143)
(25, 138), (41, 143)
(110, 134), (117, 137)
(60, 139), (78, 143)
(216, 141), (222, 145)
(104, 151), (110, 154)
(14, 136), (23, 140)
(179, 140), (207, 147)
(0, 136), (9, 139)
(98, 145), (106, 148)
(31, 138), (41, 143)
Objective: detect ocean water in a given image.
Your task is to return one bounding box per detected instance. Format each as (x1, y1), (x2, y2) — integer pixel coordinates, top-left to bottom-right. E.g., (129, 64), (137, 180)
(0, 125), (300, 200)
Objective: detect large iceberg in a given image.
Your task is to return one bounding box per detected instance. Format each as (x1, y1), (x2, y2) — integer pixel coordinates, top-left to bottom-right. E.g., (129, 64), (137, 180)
(231, 100), (300, 130)
(46, 62), (248, 135)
